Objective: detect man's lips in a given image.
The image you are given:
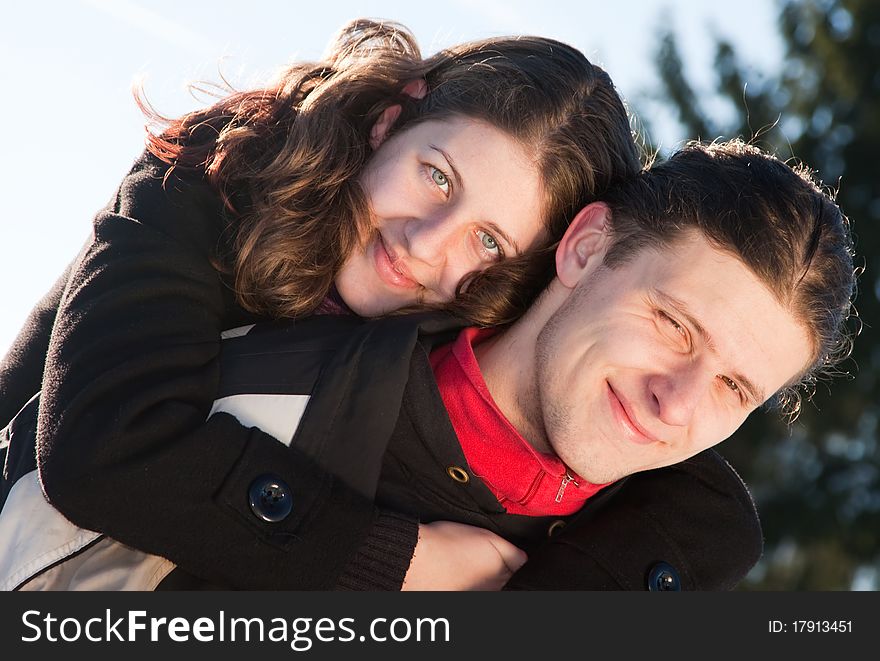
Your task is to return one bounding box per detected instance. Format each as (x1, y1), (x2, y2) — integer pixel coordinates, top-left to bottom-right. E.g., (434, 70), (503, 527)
(607, 382), (660, 445)
(372, 235), (419, 290)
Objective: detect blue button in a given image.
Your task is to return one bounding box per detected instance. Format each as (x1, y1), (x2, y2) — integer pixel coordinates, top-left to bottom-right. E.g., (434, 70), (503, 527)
(647, 562), (681, 591)
(248, 474), (293, 523)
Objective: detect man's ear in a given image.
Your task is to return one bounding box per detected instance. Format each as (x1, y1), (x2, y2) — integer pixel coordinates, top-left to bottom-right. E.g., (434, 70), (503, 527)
(555, 202), (612, 289)
(369, 79), (428, 150)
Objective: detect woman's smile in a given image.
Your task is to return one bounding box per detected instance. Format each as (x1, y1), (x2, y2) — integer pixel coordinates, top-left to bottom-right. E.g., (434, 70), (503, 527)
(372, 233), (420, 290)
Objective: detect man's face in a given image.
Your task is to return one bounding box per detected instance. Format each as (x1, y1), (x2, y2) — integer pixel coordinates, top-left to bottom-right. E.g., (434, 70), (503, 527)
(534, 229), (813, 485)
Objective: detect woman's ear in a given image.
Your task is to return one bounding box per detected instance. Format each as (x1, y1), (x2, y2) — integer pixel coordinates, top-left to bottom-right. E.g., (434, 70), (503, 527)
(369, 79), (428, 150)
(554, 202), (612, 289)
(370, 105), (402, 150)
(401, 78), (428, 100)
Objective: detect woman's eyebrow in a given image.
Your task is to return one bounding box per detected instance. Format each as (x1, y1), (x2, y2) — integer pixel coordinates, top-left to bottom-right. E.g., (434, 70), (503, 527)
(485, 221), (521, 255)
(429, 144), (462, 191)
(429, 144), (521, 255)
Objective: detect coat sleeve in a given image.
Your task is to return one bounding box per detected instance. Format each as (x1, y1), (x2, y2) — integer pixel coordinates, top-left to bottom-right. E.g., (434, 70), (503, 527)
(36, 157), (416, 590)
(0, 262), (72, 429)
(503, 450), (763, 591)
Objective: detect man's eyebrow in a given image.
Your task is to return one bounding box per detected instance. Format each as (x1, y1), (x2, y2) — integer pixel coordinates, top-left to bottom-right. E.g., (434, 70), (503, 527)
(652, 288), (766, 405)
(429, 144), (522, 255)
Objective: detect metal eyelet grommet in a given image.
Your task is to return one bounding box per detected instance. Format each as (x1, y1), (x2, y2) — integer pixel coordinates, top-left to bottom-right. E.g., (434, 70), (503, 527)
(446, 466), (470, 484)
(547, 519), (567, 537)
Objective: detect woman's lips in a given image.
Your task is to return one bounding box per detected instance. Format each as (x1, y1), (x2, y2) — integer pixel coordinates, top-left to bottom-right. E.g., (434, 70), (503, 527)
(607, 382), (659, 445)
(372, 235), (419, 289)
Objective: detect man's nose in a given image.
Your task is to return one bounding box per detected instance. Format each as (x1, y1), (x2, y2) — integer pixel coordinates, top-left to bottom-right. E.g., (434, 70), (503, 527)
(648, 361), (711, 428)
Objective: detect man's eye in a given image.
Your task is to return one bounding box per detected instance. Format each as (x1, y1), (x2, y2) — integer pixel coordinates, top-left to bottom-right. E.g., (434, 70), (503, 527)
(660, 312), (686, 338)
(719, 375), (740, 392)
(476, 229), (502, 259)
(430, 167), (450, 194)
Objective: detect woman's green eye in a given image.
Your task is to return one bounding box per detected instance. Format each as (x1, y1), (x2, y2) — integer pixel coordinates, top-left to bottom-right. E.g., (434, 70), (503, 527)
(476, 230), (501, 256)
(431, 167), (449, 191)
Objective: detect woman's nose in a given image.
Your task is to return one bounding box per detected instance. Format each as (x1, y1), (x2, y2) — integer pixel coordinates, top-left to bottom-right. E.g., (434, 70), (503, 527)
(404, 213), (457, 266)
(403, 213), (476, 294)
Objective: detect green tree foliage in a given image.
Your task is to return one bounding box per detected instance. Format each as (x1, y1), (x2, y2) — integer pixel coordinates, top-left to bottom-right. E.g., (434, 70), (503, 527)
(642, 0), (879, 589)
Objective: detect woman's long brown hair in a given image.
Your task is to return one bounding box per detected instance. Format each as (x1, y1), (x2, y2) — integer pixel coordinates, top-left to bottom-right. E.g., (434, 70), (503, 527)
(139, 19), (642, 325)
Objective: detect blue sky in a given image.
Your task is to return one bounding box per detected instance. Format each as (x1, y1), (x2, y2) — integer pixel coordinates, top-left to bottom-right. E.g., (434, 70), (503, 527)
(0, 0), (783, 355)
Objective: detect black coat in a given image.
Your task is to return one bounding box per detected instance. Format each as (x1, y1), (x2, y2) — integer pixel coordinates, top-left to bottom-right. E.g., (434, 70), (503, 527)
(0, 153), (418, 589)
(2, 312), (763, 590)
(207, 314), (765, 591)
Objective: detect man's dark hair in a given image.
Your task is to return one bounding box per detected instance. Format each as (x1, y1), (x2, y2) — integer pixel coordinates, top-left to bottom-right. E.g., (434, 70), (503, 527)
(602, 138), (857, 418)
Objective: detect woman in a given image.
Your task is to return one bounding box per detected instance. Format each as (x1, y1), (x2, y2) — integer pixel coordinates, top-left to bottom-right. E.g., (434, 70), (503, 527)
(0, 19), (641, 590)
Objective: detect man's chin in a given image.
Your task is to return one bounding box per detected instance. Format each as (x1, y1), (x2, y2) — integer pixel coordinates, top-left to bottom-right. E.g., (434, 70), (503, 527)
(559, 460), (618, 487)
(582, 470), (621, 487)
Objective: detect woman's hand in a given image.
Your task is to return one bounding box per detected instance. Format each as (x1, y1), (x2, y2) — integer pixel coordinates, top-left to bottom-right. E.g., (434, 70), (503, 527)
(401, 521), (527, 591)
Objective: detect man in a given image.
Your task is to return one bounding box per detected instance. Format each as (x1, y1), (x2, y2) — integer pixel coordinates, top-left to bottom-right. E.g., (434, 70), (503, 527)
(0, 139), (856, 591)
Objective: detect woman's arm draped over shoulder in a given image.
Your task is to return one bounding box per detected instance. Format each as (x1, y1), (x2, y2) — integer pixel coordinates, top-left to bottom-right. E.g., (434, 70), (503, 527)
(36, 154), (416, 589)
(0, 262), (72, 428)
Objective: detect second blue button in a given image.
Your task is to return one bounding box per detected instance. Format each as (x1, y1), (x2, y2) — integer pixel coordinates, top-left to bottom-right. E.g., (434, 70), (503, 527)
(249, 474), (293, 523)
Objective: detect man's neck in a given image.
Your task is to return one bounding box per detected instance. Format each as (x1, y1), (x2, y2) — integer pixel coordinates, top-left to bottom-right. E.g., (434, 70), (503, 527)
(473, 303), (554, 455)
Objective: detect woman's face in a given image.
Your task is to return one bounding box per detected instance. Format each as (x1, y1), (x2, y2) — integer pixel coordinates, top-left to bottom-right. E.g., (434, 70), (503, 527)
(335, 116), (547, 317)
